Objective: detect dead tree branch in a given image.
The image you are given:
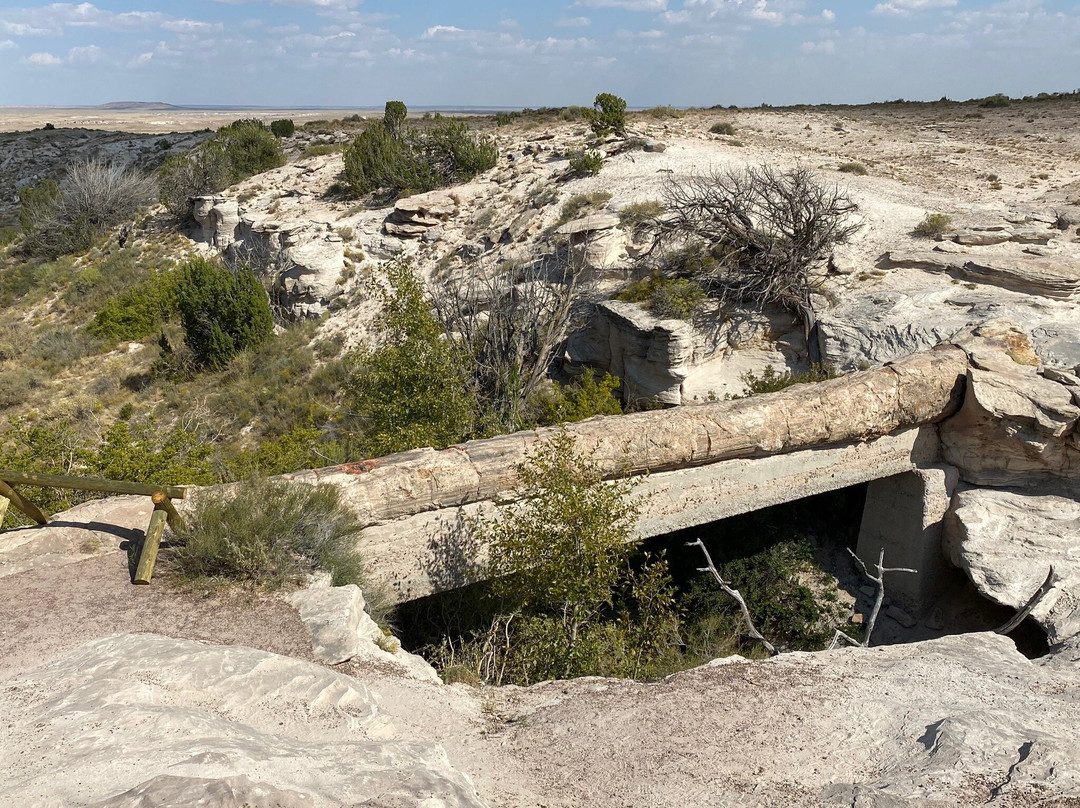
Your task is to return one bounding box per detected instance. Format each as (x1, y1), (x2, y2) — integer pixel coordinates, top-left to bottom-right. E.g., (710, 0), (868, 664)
(995, 566), (1055, 636)
(688, 538), (778, 657)
(830, 548), (917, 649)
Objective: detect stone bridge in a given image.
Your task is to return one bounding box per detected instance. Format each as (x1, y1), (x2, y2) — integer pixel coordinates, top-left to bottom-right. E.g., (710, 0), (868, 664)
(293, 321), (1080, 634)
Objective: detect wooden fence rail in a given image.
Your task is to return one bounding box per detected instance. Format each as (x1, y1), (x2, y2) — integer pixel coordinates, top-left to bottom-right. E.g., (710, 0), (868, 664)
(0, 470), (189, 585)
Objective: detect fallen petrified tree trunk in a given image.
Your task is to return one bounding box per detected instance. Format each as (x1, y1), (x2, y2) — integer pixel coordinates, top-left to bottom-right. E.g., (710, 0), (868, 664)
(293, 343), (970, 528)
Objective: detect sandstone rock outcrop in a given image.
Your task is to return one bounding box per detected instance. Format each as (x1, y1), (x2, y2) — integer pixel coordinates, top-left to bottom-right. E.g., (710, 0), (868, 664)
(554, 213), (628, 270)
(287, 583), (439, 680)
(883, 250), (1080, 301)
(945, 487), (1080, 644)
(192, 195), (240, 249)
(0, 634), (485, 808)
(384, 190), (458, 238)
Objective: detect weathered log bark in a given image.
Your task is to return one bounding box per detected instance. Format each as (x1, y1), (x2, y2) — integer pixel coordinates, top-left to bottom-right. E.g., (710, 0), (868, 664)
(293, 344), (970, 528)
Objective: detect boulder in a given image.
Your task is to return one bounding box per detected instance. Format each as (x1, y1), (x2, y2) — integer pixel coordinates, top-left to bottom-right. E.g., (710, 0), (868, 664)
(0, 634), (484, 808)
(385, 190), (459, 238)
(945, 487), (1080, 644)
(554, 214), (627, 269)
(883, 250), (1080, 300)
(287, 584), (440, 681)
(940, 361), (1080, 486)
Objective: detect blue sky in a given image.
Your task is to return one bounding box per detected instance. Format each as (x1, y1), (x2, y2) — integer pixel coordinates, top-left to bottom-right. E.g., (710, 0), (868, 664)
(1, 0), (1078, 107)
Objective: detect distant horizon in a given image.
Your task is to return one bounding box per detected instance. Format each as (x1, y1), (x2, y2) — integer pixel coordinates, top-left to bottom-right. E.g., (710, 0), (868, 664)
(3, 1), (1079, 109)
(3, 86), (1078, 114)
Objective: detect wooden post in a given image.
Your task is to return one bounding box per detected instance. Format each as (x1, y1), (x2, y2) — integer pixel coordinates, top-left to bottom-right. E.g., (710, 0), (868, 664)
(0, 480), (49, 525)
(134, 504), (169, 585)
(151, 490), (184, 531)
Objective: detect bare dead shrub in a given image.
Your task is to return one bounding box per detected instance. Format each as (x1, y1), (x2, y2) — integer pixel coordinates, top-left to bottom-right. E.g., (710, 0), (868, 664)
(659, 164), (860, 363)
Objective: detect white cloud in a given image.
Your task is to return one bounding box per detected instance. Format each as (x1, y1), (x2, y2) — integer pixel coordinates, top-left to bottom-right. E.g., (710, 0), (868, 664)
(577, 0), (668, 11)
(664, 0), (831, 27)
(555, 16), (592, 27)
(68, 44), (102, 62)
(24, 51), (61, 65)
(421, 25), (465, 39)
(801, 38), (836, 53)
(0, 39), (16, 49)
(871, 0), (956, 16)
(822, 9), (835, 21)
(128, 51), (152, 67)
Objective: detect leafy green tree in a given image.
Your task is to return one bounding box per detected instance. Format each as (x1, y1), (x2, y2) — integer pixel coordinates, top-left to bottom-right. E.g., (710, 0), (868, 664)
(175, 257), (274, 369)
(584, 92), (627, 137)
(157, 142), (233, 221)
(345, 259), (474, 456)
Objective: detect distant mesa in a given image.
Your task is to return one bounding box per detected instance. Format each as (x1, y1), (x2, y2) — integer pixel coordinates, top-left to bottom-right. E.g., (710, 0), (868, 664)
(94, 101), (180, 111)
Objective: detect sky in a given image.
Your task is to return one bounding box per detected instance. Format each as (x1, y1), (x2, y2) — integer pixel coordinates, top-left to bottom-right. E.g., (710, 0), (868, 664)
(0, 0), (1078, 108)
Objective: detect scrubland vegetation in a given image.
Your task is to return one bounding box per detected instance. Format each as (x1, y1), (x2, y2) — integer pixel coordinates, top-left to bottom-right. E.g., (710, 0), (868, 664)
(0, 95), (868, 682)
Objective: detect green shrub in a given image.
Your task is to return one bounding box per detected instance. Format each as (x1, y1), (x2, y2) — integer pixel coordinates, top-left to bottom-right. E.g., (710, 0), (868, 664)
(568, 148), (604, 176)
(89, 269), (179, 341)
(650, 278), (707, 319)
(216, 118), (286, 181)
(838, 162), (868, 175)
(222, 424), (329, 479)
(422, 116), (499, 182)
(680, 540), (843, 654)
(643, 105), (683, 119)
(18, 179), (61, 239)
(619, 273), (706, 320)
(383, 101), (408, 138)
(345, 259), (474, 456)
(553, 191), (612, 230)
(913, 212), (954, 239)
(165, 477), (370, 591)
(175, 257), (274, 369)
(979, 93), (1011, 108)
(523, 367), (623, 426)
(343, 123), (438, 197)
(617, 200), (665, 229)
(270, 118), (295, 138)
(710, 121), (736, 136)
(737, 363), (838, 396)
(300, 143), (344, 160)
(464, 431), (679, 683)
(342, 106), (497, 198)
(584, 92), (627, 138)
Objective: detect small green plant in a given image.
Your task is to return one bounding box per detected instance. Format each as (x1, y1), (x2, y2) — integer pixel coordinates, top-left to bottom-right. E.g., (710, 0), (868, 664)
(709, 121), (736, 136)
(618, 200), (665, 229)
(165, 477), (372, 592)
(619, 274), (706, 320)
(554, 191), (612, 229)
(736, 364), (839, 396)
(523, 367), (623, 426)
(979, 93), (1011, 108)
(568, 148), (604, 176)
(270, 118), (295, 138)
(838, 162), (868, 175)
(583, 92), (627, 138)
(175, 256), (274, 369)
(913, 212), (953, 239)
(643, 105), (683, 119)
